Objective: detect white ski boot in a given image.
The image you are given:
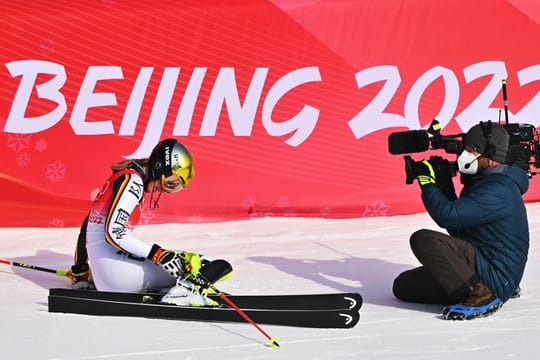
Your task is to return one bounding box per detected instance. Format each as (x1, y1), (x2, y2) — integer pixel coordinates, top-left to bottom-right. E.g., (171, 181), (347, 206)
(161, 279), (218, 307)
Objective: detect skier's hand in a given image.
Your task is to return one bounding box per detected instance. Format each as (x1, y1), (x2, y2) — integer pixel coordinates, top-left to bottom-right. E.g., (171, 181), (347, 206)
(178, 252), (202, 276)
(66, 267), (92, 283)
(148, 245), (202, 278)
(148, 245), (185, 278)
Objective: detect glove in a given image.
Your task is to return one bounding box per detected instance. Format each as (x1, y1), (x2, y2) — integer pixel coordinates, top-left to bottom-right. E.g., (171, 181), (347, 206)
(429, 155), (457, 200)
(66, 265), (92, 283)
(178, 251), (202, 276)
(66, 266), (95, 290)
(148, 244), (202, 278)
(415, 159), (436, 186)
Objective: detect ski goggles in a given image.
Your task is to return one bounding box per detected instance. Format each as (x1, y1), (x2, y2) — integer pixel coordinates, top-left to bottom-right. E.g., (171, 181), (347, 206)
(161, 166), (193, 193)
(161, 175), (184, 193)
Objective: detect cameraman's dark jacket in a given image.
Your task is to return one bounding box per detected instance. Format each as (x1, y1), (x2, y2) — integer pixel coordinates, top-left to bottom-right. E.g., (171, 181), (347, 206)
(421, 164), (529, 302)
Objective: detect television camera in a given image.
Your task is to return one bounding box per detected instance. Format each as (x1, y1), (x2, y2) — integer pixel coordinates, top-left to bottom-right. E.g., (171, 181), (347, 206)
(387, 81), (540, 184)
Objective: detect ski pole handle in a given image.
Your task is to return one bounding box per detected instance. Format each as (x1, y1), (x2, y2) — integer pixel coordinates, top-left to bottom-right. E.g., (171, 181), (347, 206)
(0, 259), (73, 280)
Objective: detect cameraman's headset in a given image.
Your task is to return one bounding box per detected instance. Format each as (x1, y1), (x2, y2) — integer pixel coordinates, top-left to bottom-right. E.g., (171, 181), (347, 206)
(479, 120), (498, 160)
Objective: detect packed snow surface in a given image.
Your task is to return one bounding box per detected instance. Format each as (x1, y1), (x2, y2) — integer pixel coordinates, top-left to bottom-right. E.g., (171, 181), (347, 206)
(1, 204), (539, 359)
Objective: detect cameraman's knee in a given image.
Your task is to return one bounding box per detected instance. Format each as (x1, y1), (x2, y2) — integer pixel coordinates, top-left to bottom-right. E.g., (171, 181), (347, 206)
(392, 273), (407, 300)
(392, 269), (423, 302)
(410, 229), (435, 251)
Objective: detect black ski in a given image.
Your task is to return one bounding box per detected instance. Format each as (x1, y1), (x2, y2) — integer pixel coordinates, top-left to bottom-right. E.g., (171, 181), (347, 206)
(49, 288), (363, 311)
(48, 292), (360, 328)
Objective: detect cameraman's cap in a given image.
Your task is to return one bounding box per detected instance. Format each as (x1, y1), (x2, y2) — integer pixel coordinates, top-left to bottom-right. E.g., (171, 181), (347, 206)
(464, 121), (509, 163)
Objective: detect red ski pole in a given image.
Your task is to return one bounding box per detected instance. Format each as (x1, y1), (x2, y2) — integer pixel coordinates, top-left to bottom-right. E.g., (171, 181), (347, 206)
(208, 283), (280, 348)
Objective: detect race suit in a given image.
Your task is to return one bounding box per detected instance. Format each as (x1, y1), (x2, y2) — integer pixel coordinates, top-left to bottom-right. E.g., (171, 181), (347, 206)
(82, 167), (175, 292)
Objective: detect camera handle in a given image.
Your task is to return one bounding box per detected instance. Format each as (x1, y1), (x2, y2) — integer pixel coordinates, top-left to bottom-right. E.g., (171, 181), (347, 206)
(404, 155), (416, 184)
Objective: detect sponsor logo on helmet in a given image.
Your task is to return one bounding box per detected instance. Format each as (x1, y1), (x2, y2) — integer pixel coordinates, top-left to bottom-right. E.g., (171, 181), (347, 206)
(164, 145), (171, 167)
(173, 152), (181, 168)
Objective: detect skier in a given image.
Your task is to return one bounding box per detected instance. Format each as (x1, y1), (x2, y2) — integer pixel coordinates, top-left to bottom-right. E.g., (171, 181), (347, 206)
(67, 138), (232, 306)
(392, 121), (530, 319)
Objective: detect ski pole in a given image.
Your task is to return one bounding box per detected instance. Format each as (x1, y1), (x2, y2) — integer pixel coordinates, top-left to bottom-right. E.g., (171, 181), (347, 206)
(0, 259), (73, 280)
(207, 282), (280, 348)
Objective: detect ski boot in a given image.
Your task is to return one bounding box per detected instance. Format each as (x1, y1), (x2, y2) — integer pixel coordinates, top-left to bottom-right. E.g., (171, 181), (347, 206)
(161, 279), (219, 307)
(161, 259), (233, 306)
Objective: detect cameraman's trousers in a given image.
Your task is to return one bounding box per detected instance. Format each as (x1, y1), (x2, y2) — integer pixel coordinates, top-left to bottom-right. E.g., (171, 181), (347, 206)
(392, 229), (480, 304)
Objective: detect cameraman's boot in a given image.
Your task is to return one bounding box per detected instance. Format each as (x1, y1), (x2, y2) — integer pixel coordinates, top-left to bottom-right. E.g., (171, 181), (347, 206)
(442, 281), (502, 320)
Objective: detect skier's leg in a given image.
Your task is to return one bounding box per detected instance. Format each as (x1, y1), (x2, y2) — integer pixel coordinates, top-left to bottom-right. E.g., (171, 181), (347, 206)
(87, 240), (175, 292)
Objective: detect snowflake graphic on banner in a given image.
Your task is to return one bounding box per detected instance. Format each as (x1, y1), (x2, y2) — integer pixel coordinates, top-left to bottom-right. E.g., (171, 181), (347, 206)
(49, 218), (65, 227)
(189, 215), (204, 223)
(16, 151), (31, 167)
(363, 199), (389, 217)
(7, 134), (31, 152)
(241, 196), (257, 208)
(319, 206), (333, 217)
(241, 196), (258, 214)
(35, 138), (48, 152)
(45, 161), (67, 183)
(283, 208), (297, 217)
(276, 196), (290, 208)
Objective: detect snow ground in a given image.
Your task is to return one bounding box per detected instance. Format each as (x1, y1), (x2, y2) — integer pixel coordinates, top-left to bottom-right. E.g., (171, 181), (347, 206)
(1, 204), (539, 360)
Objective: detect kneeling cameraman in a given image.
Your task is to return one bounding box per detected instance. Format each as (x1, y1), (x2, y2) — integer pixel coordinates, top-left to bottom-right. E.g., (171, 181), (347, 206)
(393, 121), (530, 320)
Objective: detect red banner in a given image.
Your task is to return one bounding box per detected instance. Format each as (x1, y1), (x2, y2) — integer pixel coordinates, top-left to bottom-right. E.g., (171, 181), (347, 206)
(2, 0), (540, 226)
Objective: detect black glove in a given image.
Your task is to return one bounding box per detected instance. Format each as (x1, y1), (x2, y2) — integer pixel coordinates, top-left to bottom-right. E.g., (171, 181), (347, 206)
(429, 156), (457, 200)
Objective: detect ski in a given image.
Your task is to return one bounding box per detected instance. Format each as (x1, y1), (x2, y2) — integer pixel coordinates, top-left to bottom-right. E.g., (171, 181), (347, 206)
(48, 292), (360, 328)
(48, 288), (363, 311)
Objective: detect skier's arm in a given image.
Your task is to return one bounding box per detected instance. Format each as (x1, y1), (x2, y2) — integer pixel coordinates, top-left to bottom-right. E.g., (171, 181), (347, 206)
(103, 173), (152, 258)
(104, 173), (207, 281)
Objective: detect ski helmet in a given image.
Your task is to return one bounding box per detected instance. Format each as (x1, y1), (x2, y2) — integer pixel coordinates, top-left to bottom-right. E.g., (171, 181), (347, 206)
(148, 139), (194, 192)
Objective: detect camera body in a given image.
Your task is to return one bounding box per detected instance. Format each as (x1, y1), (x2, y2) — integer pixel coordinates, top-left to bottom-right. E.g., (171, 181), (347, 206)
(388, 119), (540, 184)
(504, 123), (540, 171)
